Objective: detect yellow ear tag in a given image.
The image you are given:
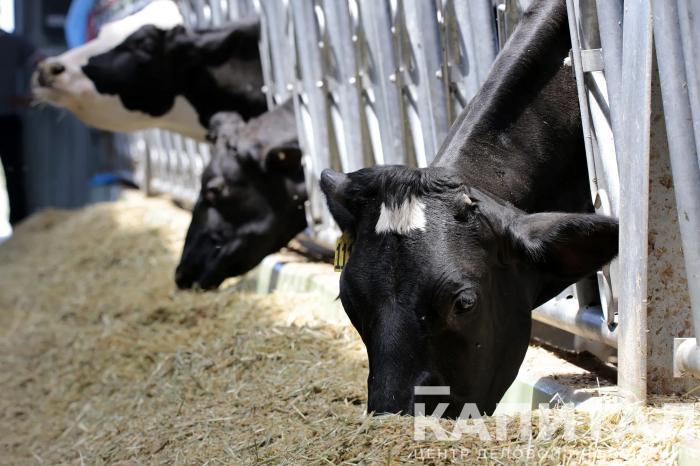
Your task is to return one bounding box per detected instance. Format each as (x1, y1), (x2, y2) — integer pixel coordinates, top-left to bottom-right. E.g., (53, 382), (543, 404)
(334, 232), (354, 272)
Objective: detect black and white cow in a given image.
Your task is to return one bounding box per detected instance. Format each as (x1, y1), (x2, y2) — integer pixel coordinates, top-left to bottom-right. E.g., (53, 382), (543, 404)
(175, 99), (307, 289)
(320, 0), (618, 417)
(32, 0), (266, 141)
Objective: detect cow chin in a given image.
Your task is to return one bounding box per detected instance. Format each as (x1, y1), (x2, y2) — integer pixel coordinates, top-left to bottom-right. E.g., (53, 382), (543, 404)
(175, 256), (229, 291)
(32, 71), (102, 114)
(367, 374), (500, 418)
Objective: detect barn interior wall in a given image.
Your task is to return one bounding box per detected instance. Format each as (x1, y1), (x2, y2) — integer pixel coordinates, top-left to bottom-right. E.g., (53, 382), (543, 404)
(647, 50), (695, 394)
(14, 0), (117, 213)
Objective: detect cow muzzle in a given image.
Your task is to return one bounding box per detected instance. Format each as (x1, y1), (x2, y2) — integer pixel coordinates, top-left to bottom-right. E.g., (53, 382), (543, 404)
(35, 60), (66, 88)
(174, 265), (196, 290)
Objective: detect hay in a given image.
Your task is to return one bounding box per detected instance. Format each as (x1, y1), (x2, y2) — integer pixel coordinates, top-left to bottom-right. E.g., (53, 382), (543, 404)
(0, 192), (698, 465)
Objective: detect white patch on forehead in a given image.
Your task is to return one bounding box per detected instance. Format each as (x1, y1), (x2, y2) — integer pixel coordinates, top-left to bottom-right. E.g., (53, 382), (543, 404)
(375, 196), (426, 235)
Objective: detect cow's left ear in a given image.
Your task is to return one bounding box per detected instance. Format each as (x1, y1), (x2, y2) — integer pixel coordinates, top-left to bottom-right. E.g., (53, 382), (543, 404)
(509, 212), (619, 280)
(263, 145), (303, 172)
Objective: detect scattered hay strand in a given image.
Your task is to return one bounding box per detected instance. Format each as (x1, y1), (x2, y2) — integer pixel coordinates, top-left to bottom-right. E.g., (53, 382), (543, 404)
(0, 193), (697, 464)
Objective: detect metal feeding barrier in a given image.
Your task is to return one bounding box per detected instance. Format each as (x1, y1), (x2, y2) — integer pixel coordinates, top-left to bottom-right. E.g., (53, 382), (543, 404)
(98, 0), (699, 402)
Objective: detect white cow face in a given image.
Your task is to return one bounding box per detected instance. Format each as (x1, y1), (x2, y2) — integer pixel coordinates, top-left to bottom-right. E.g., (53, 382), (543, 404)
(31, 0), (204, 139)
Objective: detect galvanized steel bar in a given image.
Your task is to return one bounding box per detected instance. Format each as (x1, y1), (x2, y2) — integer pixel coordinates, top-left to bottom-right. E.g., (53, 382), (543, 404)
(210, 0), (223, 25)
(357, 0), (409, 166)
(442, 0), (498, 118)
(290, 0), (338, 244)
(566, 0), (598, 204)
(321, 0), (368, 172)
(677, 0), (700, 168)
(594, 0), (623, 140)
(290, 1), (333, 180)
(258, 0), (295, 105)
(653, 0), (700, 376)
(533, 300), (618, 348)
(400, 0), (450, 166)
(617, 0), (653, 403)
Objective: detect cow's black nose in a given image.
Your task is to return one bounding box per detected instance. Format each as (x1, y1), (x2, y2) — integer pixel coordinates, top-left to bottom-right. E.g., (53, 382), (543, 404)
(36, 62), (65, 87)
(49, 62), (65, 75)
(37, 68), (51, 87)
(175, 267), (194, 289)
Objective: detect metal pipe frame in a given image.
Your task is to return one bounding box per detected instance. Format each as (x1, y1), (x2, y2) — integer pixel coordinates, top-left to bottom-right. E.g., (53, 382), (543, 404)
(566, 0), (599, 204)
(617, 0), (653, 403)
(653, 0), (700, 379)
(594, 0), (624, 184)
(533, 298), (618, 348)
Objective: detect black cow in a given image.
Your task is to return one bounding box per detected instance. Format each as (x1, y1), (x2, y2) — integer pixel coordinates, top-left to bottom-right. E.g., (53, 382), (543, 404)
(33, 3), (266, 141)
(320, 0), (618, 417)
(175, 99), (307, 289)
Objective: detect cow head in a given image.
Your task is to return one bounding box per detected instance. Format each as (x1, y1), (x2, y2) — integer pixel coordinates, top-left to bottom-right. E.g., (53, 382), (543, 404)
(175, 103), (307, 290)
(321, 165), (618, 416)
(32, 4), (265, 141)
(30, 0), (195, 135)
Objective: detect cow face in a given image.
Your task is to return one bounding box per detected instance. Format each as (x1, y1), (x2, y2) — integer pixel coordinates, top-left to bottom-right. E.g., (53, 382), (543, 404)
(321, 166), (618, 416)
(32, 6), (265, 141)
(80, 25), (184, 118)
(30, 0), (202, 137)
(175, 107), (306, 290)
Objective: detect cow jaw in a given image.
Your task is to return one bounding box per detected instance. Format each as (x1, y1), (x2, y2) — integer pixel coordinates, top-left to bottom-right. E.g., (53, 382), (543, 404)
(35, 77), (206, 141)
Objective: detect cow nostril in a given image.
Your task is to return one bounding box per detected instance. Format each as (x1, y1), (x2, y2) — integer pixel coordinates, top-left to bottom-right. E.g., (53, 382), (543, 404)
(175, 268), (193, 289)
(49, 63), (65, 76)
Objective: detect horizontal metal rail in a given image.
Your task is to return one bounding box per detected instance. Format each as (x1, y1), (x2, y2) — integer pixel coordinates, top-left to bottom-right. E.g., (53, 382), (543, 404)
(533, 298), (618, 348)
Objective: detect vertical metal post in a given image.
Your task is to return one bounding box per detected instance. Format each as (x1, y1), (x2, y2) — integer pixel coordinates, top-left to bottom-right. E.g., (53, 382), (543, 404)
(321, 0), (368, 172)
(400, 0), (450, 166)
(676, 0), (700, 169)
(443, 0), (498, 119)
(357, 0), (410, 166)
(566, 0), (598, 203)
(617, 0), (653, 403)
(595, 0), (624, 161)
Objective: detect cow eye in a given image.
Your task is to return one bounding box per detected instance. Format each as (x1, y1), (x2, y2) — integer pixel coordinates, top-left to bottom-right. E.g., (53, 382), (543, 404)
(454, 293), (477, 315)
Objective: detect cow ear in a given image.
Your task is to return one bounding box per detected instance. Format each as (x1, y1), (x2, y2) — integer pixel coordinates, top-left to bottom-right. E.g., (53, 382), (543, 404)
(320, 169), (356, 232)
(264, 145), (303, 172)
(509, 212), (619, 281)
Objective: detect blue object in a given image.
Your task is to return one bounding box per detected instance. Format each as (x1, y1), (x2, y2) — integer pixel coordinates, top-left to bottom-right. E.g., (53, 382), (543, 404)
(89, 171), (138, 188)
(65, 0), (95, 48)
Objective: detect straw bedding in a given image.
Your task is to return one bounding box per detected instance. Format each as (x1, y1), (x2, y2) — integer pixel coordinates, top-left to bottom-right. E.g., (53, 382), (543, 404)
(0, 192), (698, 465)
